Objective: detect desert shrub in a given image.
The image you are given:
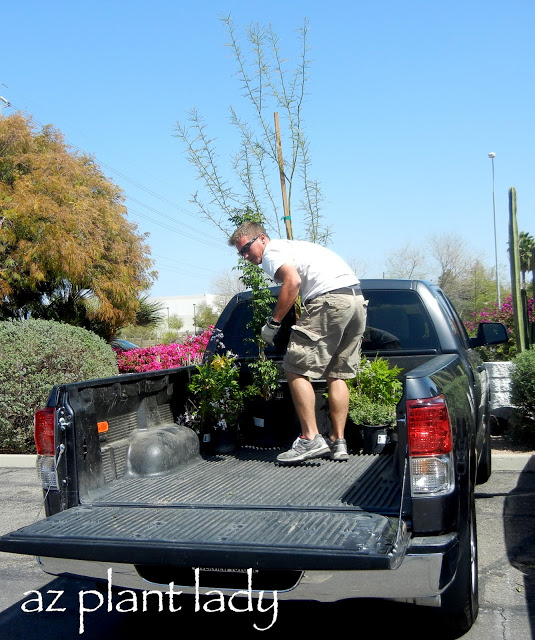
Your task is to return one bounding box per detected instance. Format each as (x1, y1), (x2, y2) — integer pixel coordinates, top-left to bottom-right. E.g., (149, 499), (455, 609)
(0, 319), (119, 453)
(508, 347), (535, 446)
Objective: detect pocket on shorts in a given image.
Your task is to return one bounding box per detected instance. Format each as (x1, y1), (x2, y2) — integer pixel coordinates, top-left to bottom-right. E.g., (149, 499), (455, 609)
(285, 325), (322, 372)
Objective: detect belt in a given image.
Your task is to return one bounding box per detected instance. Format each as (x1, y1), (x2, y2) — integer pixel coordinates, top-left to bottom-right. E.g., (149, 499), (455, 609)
(305, 285), (362, 304)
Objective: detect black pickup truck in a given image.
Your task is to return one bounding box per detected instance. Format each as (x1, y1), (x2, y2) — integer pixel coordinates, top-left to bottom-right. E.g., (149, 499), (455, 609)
(0, 279), (508, 635)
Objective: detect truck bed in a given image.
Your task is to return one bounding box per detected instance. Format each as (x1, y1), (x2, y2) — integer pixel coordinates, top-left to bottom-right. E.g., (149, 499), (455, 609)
(89, 447), (402, 513)
(0, 448), (408, 573)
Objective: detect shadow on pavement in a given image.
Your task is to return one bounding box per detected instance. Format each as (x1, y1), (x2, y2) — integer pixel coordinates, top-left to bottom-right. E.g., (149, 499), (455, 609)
(503, 455), (535, 638)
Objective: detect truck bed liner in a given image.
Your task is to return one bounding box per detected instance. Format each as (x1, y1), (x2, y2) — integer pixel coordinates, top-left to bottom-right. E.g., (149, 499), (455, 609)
(0, 452), (408, 571)
(0, 445), (410, 572)
(0, 502), (407, 570)
(90, 447), (402, 514)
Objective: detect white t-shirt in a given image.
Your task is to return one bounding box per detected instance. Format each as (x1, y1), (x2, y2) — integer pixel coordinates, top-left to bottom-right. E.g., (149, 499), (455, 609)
(261, 239), (359, 302)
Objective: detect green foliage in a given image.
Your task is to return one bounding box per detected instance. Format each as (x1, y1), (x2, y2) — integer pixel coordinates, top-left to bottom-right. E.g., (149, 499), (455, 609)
(167, 315), (184, 331)
(188, 352), (255, 429)
(0, 319), (118, 453)
(175, 17), (331, 244)
(508, 347), (535, 446)
(135, 294), (166, 328)
(519, 231), (535, 285)
(229, 208), (281, 400)
(0, 114), (154, 339)
(347, 357), (403, 426)
(247, 357), (283, 402)
(194, 302), (219, 330)
(349, 396), (399, 427)
(348, 356), (403, 404)
(510, 348), (535, 416)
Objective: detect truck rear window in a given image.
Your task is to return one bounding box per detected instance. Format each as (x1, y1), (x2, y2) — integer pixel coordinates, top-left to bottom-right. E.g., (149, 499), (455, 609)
(211, 289), (439, 358)
(362, 289), (439, 352)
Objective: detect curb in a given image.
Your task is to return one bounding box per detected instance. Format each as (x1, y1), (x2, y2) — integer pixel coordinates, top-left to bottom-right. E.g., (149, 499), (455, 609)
(492, 452), (535, 472)
(0, 452), (534, 471)
(0, 455), (37, 468)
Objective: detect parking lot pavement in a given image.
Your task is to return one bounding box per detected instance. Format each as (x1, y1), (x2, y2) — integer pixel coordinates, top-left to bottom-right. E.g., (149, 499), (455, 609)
(0, 453), (534, 639)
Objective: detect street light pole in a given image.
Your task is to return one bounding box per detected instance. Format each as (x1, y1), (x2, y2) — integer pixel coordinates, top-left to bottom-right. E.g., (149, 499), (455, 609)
(488, 152), (501, 307)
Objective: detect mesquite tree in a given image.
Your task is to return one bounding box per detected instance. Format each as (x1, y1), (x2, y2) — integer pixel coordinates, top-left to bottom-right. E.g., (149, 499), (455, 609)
(175, 16), (331, 245)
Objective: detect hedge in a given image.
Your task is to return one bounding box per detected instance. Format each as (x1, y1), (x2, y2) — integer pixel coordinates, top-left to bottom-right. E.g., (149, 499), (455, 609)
(0, 319), (118, 453)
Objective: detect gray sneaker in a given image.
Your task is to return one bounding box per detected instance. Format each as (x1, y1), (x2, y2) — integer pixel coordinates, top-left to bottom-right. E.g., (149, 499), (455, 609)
(277, 434), (331, 463)
(330, 438), (349, 461)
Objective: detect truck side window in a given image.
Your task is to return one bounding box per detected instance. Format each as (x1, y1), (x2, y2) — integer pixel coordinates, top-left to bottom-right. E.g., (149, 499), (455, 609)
(435, 291), (471, 350)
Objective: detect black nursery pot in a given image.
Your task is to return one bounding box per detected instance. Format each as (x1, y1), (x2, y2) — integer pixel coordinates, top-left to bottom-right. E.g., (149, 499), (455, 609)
(361, 425), (390, 454)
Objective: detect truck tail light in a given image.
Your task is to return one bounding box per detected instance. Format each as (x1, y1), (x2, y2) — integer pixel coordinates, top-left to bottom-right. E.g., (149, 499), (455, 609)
(34, 407), (59, 491)
(407, 395), (454, 495)
(35, 407), (56, 455)
(407, 396), (452, 456)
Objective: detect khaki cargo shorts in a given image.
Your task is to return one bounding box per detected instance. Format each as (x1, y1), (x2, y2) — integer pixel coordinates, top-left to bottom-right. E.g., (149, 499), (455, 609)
(283, 292), (368, 380)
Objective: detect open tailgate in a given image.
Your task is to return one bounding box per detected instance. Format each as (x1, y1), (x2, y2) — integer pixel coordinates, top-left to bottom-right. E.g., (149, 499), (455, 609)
(0, 505), (409, 571)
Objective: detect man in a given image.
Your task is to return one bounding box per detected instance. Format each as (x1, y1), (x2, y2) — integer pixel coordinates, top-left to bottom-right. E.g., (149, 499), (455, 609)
(228, 222), (367, 464)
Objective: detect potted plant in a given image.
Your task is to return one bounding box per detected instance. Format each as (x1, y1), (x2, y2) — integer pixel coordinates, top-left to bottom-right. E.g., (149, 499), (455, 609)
(347, 356), (403, 454)
(187, 351), (255, 454)
(233, 222), (284, 442)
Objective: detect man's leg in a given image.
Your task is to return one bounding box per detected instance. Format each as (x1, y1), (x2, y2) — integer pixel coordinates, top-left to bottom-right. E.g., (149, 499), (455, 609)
(276, 371), (330, 463)
(286, 370), (319, 439)
(326, 377), (349, 441)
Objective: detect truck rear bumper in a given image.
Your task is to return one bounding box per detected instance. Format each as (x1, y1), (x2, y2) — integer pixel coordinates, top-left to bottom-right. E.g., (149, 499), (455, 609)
(36, 532), (458, 605)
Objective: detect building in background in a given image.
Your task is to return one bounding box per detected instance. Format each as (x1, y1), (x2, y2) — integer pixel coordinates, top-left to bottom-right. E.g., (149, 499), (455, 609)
(149, 293), (217, 334)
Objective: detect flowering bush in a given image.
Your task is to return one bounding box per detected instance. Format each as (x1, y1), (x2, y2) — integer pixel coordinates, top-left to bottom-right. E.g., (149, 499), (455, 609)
(465, 295), (534, 361)
(115, 327), (213, 373)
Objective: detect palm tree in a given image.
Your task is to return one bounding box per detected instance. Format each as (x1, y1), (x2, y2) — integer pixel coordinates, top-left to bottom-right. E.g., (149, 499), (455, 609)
(135, 294), (166, 328)
(519, 231), (535, 287)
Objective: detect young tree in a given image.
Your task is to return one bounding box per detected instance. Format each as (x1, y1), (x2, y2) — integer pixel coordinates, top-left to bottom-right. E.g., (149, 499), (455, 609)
(384, 233), (506, 320)
(384, 243), (429, 279)
(0, 114), (154, 338)
(175, 16), (331, 245)
(194, 302), (219, 330)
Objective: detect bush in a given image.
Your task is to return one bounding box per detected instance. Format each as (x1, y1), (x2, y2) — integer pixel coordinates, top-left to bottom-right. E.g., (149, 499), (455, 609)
(508, 347), (535, 446)
(347, 357), (403, 427)
(115, 327), (213, 373)
(0, 319), (119, 453)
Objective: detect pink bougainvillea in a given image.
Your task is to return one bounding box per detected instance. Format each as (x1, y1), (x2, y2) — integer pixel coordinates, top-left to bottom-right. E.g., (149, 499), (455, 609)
(116, 327), (214, 373)
(464, 295), (534, 334)
(465, 295), (534, 360)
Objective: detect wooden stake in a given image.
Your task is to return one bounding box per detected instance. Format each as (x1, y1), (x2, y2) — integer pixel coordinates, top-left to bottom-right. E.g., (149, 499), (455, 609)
(274, 112), (293, 240)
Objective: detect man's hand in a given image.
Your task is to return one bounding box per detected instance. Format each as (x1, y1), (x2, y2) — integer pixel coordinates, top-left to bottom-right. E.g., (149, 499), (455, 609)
(261, 318), (281, 346)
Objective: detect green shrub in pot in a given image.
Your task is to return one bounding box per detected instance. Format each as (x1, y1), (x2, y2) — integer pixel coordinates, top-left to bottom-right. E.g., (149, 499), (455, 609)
(347, 356), (403, 427)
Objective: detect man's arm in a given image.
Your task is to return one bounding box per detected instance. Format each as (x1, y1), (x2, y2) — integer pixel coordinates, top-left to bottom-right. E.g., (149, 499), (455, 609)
(272, 263), (301, 323)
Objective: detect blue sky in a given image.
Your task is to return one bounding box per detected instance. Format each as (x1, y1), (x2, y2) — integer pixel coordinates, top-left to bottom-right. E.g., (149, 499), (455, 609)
(2, 0), (534, 298)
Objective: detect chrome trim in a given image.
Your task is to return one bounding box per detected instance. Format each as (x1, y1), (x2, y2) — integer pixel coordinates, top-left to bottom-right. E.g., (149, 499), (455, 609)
(37, 550), (450, 605)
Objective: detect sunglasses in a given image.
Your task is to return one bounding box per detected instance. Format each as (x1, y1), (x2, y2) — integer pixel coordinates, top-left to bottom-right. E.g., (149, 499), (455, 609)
(238, 234), (261, 257)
